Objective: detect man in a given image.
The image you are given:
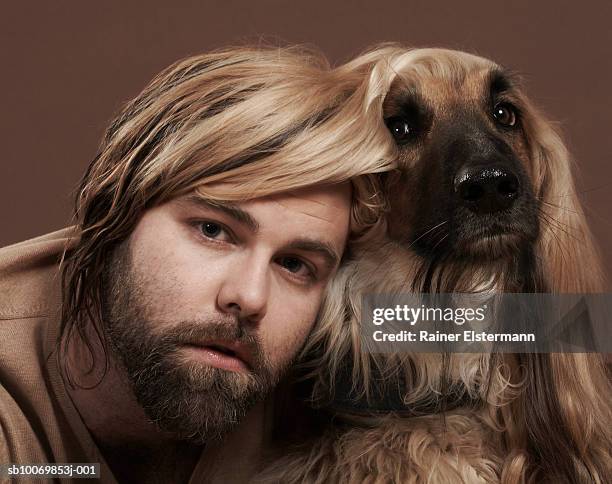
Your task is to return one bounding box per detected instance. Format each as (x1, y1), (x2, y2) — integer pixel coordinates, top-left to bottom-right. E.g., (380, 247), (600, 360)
(0, 46), (393, 483)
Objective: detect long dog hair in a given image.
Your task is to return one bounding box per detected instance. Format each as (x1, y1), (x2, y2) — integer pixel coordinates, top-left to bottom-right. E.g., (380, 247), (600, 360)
(255, 47), (612, 483)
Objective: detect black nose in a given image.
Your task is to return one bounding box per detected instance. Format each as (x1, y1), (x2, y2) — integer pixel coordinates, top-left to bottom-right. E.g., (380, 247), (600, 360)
(454, 166), (520, 214)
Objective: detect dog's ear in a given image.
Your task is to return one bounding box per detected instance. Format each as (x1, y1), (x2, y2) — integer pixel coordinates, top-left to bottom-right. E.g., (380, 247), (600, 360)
(521, 100), (605, 292)
(511, 352), (612, 482)
(509, 100), (612, 482)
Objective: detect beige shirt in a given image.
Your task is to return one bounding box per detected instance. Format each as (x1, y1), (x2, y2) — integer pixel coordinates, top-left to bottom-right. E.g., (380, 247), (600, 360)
(0, 228), (272, 483)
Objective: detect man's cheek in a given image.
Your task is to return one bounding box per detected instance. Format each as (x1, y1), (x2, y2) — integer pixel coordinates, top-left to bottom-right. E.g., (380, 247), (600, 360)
(264, 317), (312, 368)
(134, 271), (204, 321)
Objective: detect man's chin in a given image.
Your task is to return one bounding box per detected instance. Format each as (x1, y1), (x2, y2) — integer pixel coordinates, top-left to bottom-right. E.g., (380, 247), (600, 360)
(133, 364), (266, 444)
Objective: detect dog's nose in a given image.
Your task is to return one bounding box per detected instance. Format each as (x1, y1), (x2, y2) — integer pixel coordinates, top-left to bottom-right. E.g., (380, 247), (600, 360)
(454, 166), (520, 214)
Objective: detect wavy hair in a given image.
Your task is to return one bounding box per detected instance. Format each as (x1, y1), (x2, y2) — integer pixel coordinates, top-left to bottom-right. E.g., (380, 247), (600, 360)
(59, 45), (396, 389)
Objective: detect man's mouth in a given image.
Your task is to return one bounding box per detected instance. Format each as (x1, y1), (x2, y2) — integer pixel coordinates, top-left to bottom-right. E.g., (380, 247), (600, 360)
(181, 341), (252, 372)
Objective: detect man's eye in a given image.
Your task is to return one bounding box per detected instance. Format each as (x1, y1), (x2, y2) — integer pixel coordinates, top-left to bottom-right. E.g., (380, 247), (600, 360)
(276, 256), (314, 279)
(198, 222), (232, 242)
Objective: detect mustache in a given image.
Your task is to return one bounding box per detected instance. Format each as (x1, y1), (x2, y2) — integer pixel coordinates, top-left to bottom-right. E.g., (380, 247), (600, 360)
(152, 318), (266, 371)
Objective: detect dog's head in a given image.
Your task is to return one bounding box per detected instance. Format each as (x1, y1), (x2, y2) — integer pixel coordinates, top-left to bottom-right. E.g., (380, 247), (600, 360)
(384, 50), (539, 262)
(351, 47), (603, 293)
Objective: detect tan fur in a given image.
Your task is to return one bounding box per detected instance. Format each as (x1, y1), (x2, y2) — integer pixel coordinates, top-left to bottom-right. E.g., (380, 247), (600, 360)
(255, 47), (612, 484)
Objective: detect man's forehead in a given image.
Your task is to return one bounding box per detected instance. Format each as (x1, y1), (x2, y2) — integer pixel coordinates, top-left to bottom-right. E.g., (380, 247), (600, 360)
(188, 182), (352, 223)
(264, 183), (352, 223)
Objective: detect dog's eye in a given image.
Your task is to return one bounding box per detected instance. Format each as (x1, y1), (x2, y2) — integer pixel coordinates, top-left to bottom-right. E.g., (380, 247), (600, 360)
(387, 117), (416, 144)
(493, 103), (517, 127)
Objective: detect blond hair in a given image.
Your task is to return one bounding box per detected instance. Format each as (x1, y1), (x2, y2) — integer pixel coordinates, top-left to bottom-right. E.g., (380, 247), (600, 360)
(60, 45), (396, 387)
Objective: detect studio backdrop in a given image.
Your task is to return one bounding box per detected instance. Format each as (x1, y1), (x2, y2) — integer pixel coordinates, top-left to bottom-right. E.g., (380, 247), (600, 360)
(2, 0), (611, 277)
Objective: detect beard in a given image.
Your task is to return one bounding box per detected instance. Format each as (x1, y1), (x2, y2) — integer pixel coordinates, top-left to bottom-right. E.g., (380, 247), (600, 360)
(100, 242), (286, 444)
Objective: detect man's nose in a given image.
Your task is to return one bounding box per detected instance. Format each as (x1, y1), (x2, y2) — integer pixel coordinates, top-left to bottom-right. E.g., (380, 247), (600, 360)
(216, 256), (269, 324)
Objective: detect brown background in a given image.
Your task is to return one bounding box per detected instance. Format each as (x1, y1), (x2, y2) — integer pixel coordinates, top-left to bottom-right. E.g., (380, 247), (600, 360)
(1, 1), (611, 277)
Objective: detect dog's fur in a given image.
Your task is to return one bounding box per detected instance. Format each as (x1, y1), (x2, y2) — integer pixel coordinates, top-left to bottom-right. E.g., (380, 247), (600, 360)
(256, 48), (612, 483)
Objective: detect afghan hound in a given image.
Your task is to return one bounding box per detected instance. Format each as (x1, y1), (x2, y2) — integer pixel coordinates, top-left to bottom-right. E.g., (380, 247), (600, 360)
(255, 47), (612, 484)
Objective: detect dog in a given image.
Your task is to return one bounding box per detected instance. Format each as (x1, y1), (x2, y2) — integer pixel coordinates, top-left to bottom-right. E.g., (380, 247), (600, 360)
(255, 47), (612, 483)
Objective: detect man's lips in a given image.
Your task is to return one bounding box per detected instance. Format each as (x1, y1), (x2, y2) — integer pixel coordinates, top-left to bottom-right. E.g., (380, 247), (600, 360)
(181, 340), (253, 372)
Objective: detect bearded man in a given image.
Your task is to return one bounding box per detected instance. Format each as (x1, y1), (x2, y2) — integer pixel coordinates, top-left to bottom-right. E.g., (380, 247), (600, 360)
(0, 46), (392, 483)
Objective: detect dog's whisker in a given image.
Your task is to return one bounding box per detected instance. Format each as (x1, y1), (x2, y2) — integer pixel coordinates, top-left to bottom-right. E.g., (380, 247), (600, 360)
(536, 206), (575, 230)
(547, 228), (569, 265)
(536, 208), (583, 243)
(536, 198), (581, 215)
(430, 233), (449, 253)
(408, 220), (448, 248)
(536, 212), (570, 236)
(536, 211), (573, 264)
(538, 222), (573, 265)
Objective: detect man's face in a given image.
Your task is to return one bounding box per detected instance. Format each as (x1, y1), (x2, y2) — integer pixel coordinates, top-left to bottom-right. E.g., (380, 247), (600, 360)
(101, 183), (351, 443)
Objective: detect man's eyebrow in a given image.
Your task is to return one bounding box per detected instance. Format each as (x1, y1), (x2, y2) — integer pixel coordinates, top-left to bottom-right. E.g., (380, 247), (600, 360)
(286, 238), (341, 270)
(182, 195), (260, 233)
